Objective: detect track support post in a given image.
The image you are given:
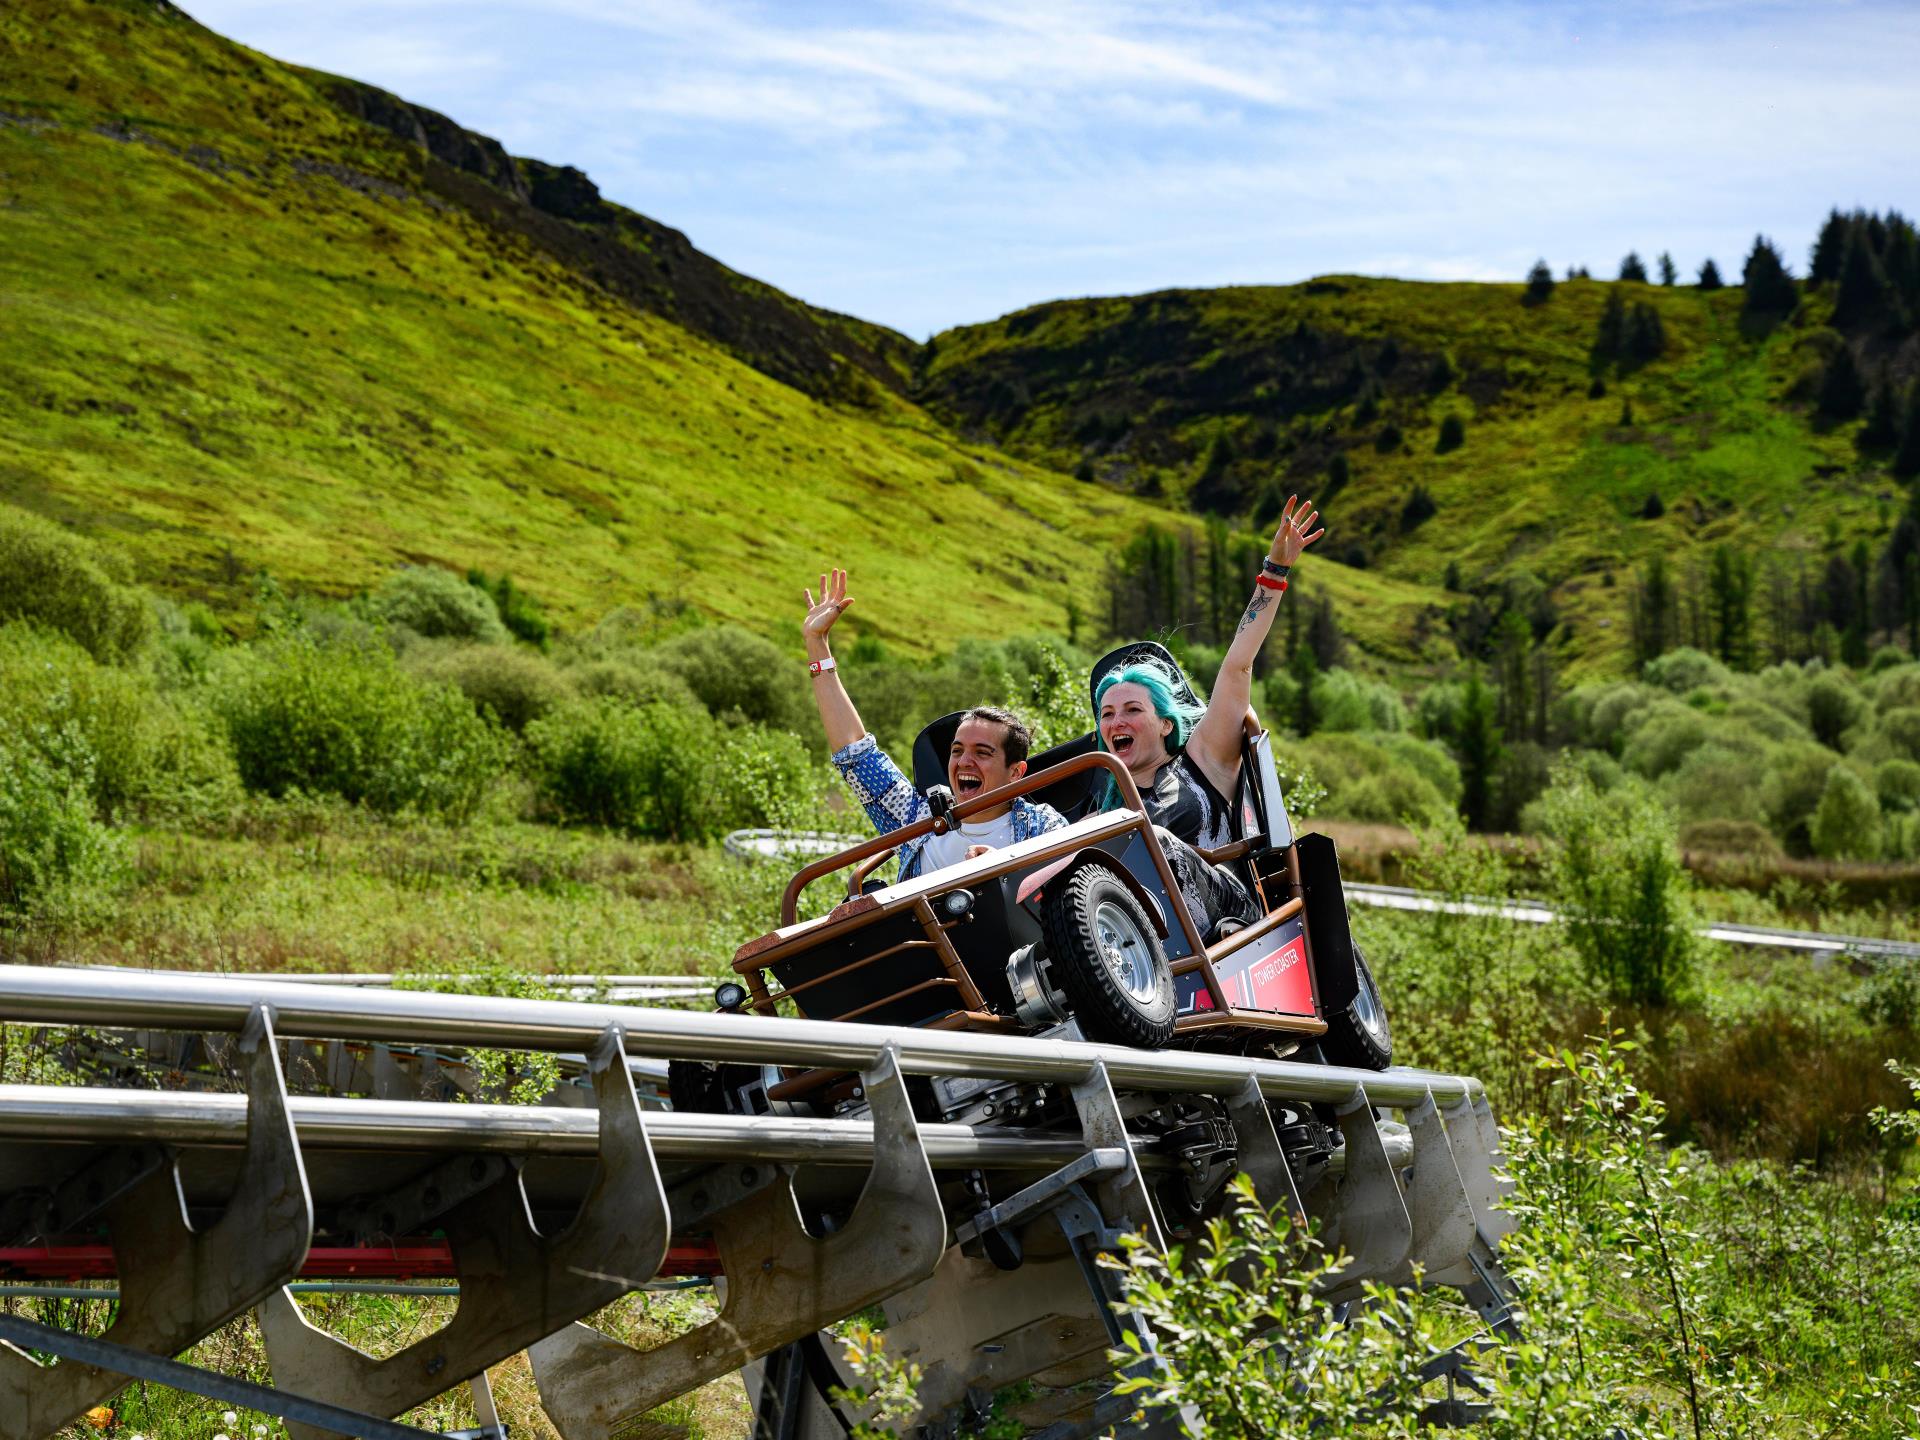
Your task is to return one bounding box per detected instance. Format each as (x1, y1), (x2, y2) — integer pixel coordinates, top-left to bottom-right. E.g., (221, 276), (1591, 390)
(0, 1006), (312, 1440)
(530, 1046), (945, 1440)
(258, 1024), (669, 1440)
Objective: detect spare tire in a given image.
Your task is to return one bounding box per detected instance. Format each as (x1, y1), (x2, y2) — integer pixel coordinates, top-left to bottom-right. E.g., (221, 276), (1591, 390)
(1319, 943), (1392, 1070)
(1041, 863), (1176, 1048)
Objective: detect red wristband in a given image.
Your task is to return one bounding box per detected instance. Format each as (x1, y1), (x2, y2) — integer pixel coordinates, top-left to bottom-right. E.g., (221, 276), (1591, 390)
(1255, 573), (1288, 591)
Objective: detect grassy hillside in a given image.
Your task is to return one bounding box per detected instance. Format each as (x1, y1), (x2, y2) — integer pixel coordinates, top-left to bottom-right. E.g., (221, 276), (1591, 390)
(0, 0), (1178, 653)
(921, 274), (1906, 675)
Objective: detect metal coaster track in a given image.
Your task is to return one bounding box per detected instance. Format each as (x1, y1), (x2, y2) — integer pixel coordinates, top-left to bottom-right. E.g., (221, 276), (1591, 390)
(0, 965), (1514, 1439)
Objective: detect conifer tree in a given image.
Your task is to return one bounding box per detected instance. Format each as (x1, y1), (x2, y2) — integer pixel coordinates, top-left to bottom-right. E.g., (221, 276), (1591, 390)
(1896, 382), (1920, 480)
(1524, 259), (1555, 304)
(1708, 545), (1755, 669)
(1626, 302), (1666, 362)
(1810, 208), (1852, 284)
(1306, 595), (1346, 669)
(1816, 344), (1866, 421)
(1288, 641), (1321, 737)
(1634, 553), (1674, 662)
(1594, 286), (1628, 357)
(1741, 236), (1798, 315)
(1456, 673), (1503, 832)
(1436, 415), (1466, 453)
(1658, 252), (1678, 286)
(1697, 258), (1724, 290)
(1832, 228), (1890, 328)
(1860, 375), (1900, 450)
(1619, 251), (1649, 282)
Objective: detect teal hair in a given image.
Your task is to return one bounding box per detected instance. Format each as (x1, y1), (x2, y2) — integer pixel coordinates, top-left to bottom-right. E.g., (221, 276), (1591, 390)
(1092, 660), (1207, 809)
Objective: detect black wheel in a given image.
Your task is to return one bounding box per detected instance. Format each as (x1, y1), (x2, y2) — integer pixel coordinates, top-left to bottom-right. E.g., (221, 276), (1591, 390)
(1320, 943), (1392, 1071)
(1041, 863), (1176, 1048)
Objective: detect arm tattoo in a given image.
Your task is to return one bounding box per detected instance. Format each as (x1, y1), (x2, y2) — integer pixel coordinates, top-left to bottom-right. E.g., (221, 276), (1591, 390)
(1236, 590), (1274, 636)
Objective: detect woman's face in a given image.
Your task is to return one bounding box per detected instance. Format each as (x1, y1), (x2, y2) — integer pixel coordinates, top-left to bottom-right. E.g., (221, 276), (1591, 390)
(1099, 681), (1173, 771)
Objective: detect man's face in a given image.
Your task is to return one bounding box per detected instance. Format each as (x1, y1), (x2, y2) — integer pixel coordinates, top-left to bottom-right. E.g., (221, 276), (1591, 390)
(949, 717), (1025, 802)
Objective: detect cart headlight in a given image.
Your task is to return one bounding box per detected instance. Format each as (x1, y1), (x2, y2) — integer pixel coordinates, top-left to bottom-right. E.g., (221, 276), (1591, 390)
(714, 981), (748, 1012)
(938, 889), (975, 920)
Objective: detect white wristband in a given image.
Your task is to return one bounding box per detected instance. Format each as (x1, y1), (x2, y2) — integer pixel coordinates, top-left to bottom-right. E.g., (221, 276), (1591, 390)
(808, 656), (837, 677)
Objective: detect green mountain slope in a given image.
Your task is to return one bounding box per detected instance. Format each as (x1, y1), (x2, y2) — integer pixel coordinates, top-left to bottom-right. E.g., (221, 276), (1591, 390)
(920, 273), (1913, 674)
(0, 0), (1167, 651)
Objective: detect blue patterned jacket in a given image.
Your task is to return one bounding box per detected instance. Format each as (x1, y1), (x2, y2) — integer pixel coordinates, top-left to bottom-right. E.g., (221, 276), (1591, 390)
(829, 733), (1068, 882)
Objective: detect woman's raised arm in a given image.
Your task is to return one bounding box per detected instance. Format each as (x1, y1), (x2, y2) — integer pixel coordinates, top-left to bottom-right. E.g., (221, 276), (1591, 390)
(1186, 497), (1324, 786)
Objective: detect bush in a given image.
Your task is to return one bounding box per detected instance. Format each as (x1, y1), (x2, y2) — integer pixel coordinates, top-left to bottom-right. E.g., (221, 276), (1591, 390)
(570, 658), (702, 712)
(0, 505), (154, 663)
(0, 622), (239, 822)
(1537, 760), (1695, 1006)
(1806, 672), (1865, 749)
(1810, 765), (1882, 860)
(373, 566), (509, 643)
(1643, 647), (1731, 694)
(0, 734), (127, 926)
(1295, 733), (1451, 825)
(1665, 742), (1771, 825)
(1310, 668), (1406, 732)
(1435, 413), (1466, 453)
(1762, 741), (1843, 852)
(1881, 706), (1920, 762)
(651, 624), (810, 731)
(1620, 700), (1711, 779)
(213, 633), (508, 817)
(411, 643), (573, 732)
(524, 699), (713, 838)
(1876, 758), (1920, 814)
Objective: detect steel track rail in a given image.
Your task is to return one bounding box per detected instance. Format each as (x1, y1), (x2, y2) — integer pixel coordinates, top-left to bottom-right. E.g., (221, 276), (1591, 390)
(0, 965), (1483, 1108)
(0, 1086), (1100, 1169)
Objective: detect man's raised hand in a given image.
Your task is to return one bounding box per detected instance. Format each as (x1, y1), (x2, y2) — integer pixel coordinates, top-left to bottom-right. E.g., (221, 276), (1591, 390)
(803, 567), (855, 642)
(1269, 495), (1326, 568)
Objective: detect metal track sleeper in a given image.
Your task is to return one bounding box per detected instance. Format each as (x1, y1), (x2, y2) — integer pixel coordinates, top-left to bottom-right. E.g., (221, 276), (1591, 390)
(257, 1024), (669, 1440)
(528, 1045), (945, 1440)
(0, 1005), (312, 1440)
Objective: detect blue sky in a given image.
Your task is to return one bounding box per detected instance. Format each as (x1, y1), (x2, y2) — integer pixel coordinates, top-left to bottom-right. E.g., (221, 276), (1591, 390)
(186, 0), (1918, 338)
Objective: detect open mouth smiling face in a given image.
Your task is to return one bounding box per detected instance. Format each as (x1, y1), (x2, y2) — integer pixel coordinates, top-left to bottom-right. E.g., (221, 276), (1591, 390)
(1099, 683), (1169, 770)
(949, 717), (1019, 800)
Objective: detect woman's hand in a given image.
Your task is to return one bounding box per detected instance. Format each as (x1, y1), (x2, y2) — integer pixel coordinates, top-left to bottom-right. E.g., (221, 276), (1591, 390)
(803, 568), (855, 643)
(1268, 496), (1326, 568)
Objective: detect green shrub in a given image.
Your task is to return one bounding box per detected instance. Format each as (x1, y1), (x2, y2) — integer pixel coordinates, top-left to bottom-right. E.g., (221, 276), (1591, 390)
(1309, 668), (1406, 732)
(373, 566), (509, 643)
(1378, 733), (1462, 807)
(1806, 671), (1865, 749)
(1643, 646), (1732, 694)
(1537, 759), (1695, 1006)
(1876, 758), (1920, 814)
(1881, 706), (1920, 762)
(524, 698), (713, 838)
(0, 505), (154, 663)
(1295, 733), (1450, 824)
(1583, 682), (1662, 753)
(651, 624), (810, 731)
(570, 658), (702, 712)
(1665, 743), (1771, 825)
(1721, 697), (1808, 744)
(411, 643), (574, 732)
(1621, 699), (1712, 778)
(1872, 664), (1920, 713)
(1761, 741), (1843, 852)
(0, 734), (127, 925)
(1810, 765), (1882, 860)
(0, 622), (239, 822)
(213, 633), (508, 817)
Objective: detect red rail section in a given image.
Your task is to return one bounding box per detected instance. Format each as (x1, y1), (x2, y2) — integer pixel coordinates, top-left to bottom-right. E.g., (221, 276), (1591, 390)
(0, 1240), (723, 1281)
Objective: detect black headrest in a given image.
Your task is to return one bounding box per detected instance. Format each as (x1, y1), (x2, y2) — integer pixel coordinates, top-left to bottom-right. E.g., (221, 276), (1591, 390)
(1087, 640), (1206, 716)
(910, 713), (1103, 822)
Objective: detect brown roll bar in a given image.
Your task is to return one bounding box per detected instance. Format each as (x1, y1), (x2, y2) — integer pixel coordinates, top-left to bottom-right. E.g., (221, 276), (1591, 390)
(780, 750), (1152, 927)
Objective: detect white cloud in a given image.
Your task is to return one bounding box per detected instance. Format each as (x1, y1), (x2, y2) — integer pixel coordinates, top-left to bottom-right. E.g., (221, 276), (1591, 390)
(180, 0), (1919, 334)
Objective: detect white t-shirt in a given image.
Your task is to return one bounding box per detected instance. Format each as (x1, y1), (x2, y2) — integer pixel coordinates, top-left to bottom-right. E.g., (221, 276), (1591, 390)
(918, 810), (1020, 874)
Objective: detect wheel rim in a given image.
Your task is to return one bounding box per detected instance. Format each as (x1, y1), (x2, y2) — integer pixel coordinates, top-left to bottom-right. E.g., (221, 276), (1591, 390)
(1092, 899), (1160, 1005)
(1352, 962), (1389, 1048)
